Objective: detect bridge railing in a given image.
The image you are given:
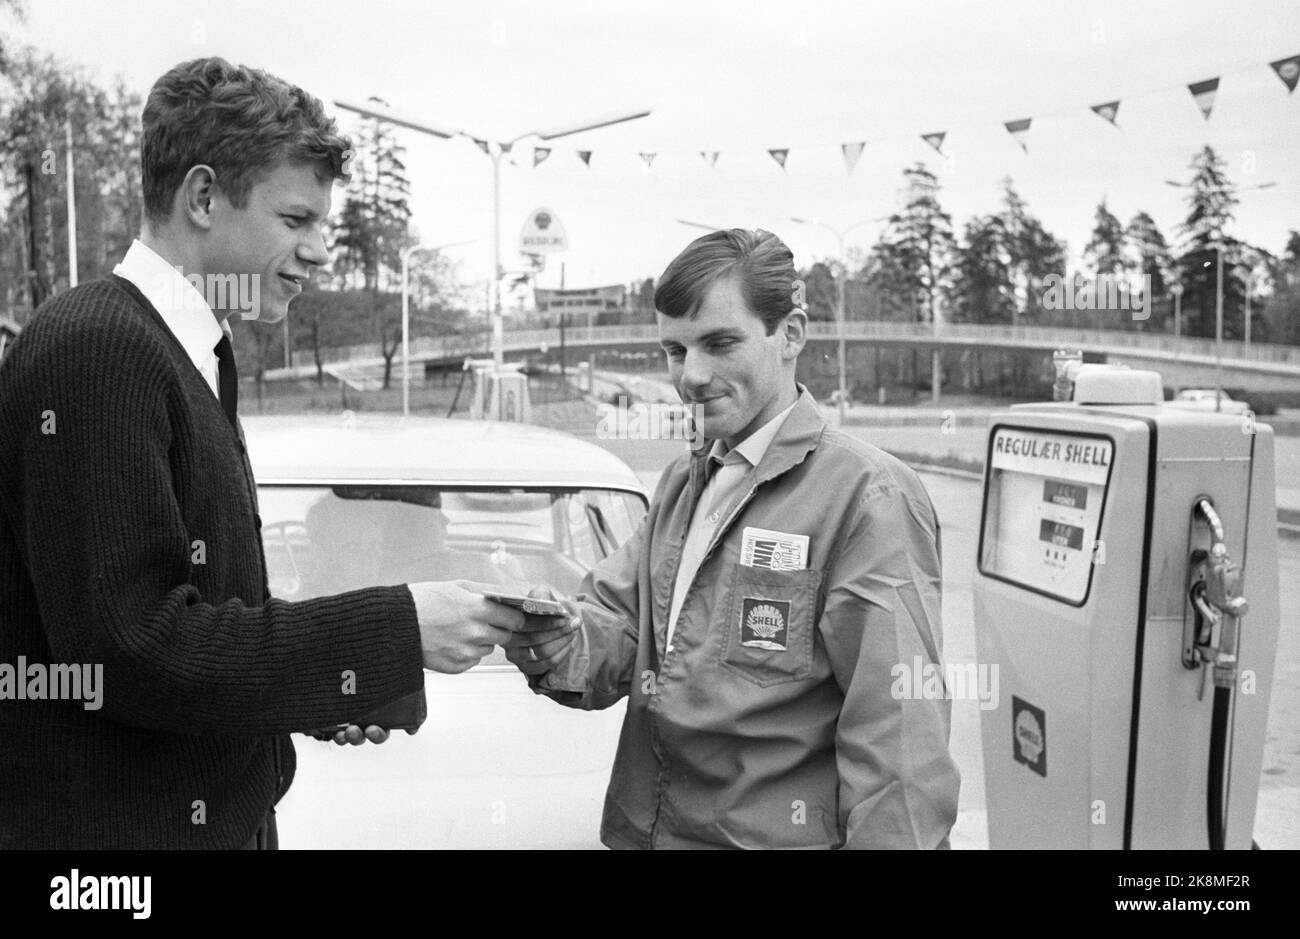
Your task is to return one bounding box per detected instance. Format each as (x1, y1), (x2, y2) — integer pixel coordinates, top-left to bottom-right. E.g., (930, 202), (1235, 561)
(289, 322), (1300, 371)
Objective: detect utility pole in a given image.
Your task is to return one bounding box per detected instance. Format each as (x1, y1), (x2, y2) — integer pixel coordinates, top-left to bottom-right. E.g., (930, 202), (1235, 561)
(558, 260), (567, 382)
(65, 120), (78, 289)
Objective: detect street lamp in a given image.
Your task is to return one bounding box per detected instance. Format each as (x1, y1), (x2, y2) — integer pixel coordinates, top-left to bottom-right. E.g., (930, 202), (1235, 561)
(335, 99), (650, 372)
(790, 216), (881, 420)
(400, 239), (476, 416)
(1164, 179), (1275, 411)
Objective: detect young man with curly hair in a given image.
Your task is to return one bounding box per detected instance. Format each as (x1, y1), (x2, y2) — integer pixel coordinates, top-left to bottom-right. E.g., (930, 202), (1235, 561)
(0, 57), (531, 849)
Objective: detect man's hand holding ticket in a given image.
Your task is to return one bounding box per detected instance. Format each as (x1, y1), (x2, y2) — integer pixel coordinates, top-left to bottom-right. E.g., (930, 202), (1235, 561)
(502, 585), (583, 675)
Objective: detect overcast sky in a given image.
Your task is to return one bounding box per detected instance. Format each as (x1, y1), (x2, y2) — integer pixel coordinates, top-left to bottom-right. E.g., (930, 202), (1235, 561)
(14, 0), (1300, 304)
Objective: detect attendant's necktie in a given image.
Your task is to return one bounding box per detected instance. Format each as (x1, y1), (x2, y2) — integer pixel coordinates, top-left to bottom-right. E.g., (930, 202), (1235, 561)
(214, 334), (238, 429)
(704, 451), (748, 522)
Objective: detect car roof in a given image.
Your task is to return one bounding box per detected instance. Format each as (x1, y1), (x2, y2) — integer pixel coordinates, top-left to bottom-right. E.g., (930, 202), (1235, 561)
(243, 414), (647, 495)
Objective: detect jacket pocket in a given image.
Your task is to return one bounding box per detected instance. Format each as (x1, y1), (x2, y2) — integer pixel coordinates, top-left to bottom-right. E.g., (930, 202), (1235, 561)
(719, 566), (822, 687)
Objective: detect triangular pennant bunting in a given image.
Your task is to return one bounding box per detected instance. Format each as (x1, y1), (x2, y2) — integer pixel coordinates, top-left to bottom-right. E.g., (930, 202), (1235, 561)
(1091, 100), (1121, 126)
(1003, 118), (1031, 153)
(841, 141), (865, 174)
(1188, 77), (1219, 120)
(441, 55), (1290, 173)
(1270, 54), (1300, 93)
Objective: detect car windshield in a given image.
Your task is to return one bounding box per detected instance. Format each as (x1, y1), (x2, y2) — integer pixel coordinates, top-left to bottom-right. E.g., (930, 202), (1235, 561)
(258, 485), (647, 603)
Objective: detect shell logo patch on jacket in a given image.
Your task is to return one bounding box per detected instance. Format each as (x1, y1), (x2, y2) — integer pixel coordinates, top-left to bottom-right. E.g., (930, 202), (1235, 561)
(740, 598), (789, 651)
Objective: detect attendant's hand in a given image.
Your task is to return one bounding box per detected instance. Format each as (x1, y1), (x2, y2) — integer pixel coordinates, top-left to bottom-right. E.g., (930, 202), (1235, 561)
(304, 724), (412, 745)
(409, 580), (525, 673)
(504, 586), (582, 676)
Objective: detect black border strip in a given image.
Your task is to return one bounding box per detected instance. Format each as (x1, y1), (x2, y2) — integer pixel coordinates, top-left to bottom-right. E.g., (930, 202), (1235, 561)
(1117, 413), (1157, 851)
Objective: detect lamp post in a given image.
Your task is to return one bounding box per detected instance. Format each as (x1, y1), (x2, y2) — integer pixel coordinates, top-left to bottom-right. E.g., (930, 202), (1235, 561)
(1215, 244), (1223, 411)
(335, 99), (650, 373)
(790, 217), (880, 421)
(1169, 281), (1184, 339)
(1240, 267), (1254, 351)
(1164, 179), (1275, 412)
(65, 119), (77, 288)
(400, 239), (476, 417)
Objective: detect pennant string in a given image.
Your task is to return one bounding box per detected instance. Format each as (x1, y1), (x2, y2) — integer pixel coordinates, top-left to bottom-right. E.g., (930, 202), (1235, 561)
(451, 51), (1294, 160)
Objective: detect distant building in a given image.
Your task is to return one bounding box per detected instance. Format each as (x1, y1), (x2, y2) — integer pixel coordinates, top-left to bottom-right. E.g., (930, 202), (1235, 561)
(534, 285), (627, 327)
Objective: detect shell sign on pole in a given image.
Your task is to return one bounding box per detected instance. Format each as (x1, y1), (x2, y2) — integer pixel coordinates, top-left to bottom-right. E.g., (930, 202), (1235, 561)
(519, 207), (569, 255)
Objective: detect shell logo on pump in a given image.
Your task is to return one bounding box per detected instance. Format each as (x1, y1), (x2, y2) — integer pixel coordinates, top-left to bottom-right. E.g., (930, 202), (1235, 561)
(1012, 696), (1047, 777)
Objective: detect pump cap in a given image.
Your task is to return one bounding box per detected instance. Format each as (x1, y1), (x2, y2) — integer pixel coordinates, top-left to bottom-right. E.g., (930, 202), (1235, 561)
(1071, 364), (1163, 405)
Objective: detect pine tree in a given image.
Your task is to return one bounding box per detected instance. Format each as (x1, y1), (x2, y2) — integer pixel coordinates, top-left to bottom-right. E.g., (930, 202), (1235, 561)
(0, 47), (140, 315)
(799, 261), (838, 322)
(0, 0), (25, 76)
(1177, 146), (1237, 248)
(950, 214), (1015, 325)
(1171, 146), (1244, 339)
(329, 99), (414, 388)
(1084, 200), (1128, 278)
(1125, 211), (1173, 332)
(331, 103), (412, 292)
(1263, 232), (1300, 345)
(870, 164), (955, 322)
(997, 178), (1065, 327)
(867, 163), (957, 393)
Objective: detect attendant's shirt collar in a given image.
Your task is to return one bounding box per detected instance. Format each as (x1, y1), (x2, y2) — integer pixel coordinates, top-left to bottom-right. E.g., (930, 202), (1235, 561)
(113, 240), (230, 370)
(707, 395), (800, 468)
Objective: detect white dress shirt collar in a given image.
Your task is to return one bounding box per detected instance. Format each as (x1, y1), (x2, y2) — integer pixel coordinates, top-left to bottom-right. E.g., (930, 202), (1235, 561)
(707, 395), (800, 469)
(112, 239), (230, 375)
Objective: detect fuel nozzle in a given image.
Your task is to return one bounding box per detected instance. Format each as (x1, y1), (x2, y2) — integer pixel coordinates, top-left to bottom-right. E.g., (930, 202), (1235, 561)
(1205, 542), (1248, 688)
(1192, 500), (1249, 690)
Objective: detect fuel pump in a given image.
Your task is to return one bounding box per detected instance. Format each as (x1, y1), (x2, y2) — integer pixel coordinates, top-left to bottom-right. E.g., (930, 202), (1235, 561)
(974, 358), (1280, 849)
(465, 359), (532, 423)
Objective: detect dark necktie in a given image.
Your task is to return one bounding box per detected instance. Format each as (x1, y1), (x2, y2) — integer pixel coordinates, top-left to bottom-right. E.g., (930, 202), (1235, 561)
(214, 334), (238, 429)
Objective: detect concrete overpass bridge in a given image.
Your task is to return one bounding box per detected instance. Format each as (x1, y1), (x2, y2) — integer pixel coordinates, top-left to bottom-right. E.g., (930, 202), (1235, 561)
(274, 322), (1300, 392)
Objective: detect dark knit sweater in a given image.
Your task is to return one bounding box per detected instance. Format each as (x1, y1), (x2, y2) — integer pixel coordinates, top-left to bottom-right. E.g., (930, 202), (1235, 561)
(0, 275), (425, 848)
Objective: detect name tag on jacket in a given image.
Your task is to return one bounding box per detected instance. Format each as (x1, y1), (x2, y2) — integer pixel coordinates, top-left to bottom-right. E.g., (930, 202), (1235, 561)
(739, 527), (809, 571)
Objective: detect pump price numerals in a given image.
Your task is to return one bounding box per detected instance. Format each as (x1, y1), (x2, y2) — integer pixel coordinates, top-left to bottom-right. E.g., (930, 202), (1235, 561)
(1043, 479), (1088, 510)
(1039, 519), (1084, 550)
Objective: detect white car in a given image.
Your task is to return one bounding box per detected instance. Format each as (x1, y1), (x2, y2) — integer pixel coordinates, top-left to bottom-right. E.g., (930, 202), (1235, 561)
(245, 414), (648, 849)
(1167, 389), (1251, 415)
